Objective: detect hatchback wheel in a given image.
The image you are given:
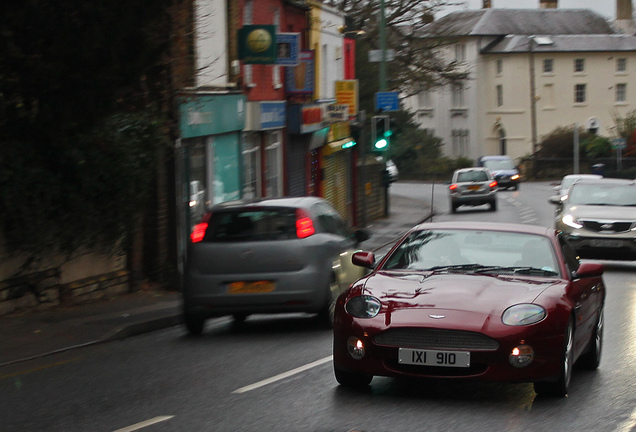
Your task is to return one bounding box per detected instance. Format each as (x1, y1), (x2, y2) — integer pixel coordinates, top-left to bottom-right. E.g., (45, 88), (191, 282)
(534, 318), (574, 397)
(317, 278), (338, 328)
(579, 309), (603, 370)
(184, 312), (205, 336)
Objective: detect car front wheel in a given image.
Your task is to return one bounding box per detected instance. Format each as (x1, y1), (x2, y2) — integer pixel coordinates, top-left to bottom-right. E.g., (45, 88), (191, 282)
(334, 366), (373, 387)
(534, 318), (574, 397)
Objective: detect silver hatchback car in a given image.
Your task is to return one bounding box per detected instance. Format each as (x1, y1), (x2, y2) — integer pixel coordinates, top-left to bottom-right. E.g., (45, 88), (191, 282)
(182, 197), (370, 334)
(449, 167), (498, 213)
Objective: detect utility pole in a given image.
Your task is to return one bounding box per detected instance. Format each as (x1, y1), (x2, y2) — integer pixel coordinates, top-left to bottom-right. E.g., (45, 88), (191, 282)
(379, 0), (387, 91)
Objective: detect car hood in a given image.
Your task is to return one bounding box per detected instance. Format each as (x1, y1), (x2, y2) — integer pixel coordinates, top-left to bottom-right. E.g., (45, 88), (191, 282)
(360, 272), (559, 331)
(566, 204), (636, 220)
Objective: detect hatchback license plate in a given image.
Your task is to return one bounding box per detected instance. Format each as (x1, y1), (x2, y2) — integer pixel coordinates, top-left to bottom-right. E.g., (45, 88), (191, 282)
(227, 281), (275, 294)
(468, 185), (480, 190)
(398, 348), (470, 368)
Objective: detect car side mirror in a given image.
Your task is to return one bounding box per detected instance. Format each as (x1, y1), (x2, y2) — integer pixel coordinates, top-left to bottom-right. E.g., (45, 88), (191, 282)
(352, 251), (375, 269)
(575, 262), (604, 278)
(548, 195), (564, 205)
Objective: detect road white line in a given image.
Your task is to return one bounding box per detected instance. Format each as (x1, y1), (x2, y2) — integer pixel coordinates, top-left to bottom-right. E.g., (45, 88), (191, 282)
(113, 416), (174, 432)
(615, 407), (636, 432)
(232, 356), (332, 394)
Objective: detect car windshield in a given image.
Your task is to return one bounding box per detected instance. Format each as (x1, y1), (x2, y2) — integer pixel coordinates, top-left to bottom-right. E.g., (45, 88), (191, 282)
(204, 208), (298, 242)
(568, 183), (636, 206)
(457, 171), (488, 182)
(381, 229), (560, 276)
(483, 159), (515, 170)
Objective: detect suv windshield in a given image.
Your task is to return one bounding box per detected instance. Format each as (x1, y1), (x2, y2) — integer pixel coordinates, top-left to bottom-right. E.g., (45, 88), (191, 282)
(483, 159), (515, 170)
(569, 184), (636, 206)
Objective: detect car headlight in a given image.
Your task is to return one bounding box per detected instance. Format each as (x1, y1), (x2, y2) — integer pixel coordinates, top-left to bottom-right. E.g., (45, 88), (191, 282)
(502, 304), (546, 326)
(562, 214), (583, 229)
(345, 295), (382, 318)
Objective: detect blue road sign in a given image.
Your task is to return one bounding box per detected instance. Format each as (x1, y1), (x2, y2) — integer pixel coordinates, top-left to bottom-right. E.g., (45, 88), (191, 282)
(375, 91), (399, 112)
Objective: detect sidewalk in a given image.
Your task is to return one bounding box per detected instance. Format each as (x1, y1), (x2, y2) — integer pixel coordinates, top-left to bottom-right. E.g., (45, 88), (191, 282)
(0, 189), (431, 367)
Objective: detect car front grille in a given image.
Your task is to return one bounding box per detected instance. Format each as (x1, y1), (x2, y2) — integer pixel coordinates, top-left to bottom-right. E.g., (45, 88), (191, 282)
(582, 220), (635, 233)
(374, 328), (499, 351)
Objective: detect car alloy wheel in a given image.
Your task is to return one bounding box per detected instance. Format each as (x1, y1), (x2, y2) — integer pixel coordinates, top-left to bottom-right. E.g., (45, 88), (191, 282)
(534, 318), (574, 397)
(579, 309), (603, 370)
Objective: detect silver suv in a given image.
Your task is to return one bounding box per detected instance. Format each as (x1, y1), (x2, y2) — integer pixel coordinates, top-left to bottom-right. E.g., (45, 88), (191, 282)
(449, 167), (498, 213)
(549, 178), (636, 259)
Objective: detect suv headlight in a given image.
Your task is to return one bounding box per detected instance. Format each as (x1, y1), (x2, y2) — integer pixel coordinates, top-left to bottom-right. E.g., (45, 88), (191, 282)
(562, 214), (583, 229)
(345, 295), (382, 318)
(502, 304), (546, 326)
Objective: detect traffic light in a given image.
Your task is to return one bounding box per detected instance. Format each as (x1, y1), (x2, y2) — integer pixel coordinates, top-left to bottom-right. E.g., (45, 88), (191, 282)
(372, 115), (391, 151)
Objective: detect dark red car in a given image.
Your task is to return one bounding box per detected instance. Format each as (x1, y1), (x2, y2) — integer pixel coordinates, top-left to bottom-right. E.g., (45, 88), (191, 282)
(333, 222), (605, 397)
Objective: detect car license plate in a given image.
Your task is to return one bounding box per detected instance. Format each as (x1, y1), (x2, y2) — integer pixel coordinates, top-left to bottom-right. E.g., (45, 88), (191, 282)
(227, 281), (275, 294)
(468, 185), (480, 191)
(590, 239), (623, 248)
(398, 348), (470, 368)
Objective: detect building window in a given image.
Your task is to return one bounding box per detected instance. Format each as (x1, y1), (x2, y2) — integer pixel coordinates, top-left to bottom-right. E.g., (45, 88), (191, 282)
(543, 59), (554, 73)
(496, 85), (503, 107)
(241, 133), (261, 198)
(616, 83), (627, 102)
(617, 58), (627, 72)
(455, 44), (466, 62)
(418, 90), (431, 108)
(574, 84), (586, 103)
(496, 59), (503, 74)
(451, 129), (469, 156)
(452, 83), (464, 107)
(574, 58), (585, 73)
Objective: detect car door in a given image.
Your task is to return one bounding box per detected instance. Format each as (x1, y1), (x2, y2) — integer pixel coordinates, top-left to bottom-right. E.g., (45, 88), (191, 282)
(559, 235), (603, 355)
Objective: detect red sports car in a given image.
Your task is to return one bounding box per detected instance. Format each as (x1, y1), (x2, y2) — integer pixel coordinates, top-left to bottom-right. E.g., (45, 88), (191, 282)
(333, 222), (605, 397)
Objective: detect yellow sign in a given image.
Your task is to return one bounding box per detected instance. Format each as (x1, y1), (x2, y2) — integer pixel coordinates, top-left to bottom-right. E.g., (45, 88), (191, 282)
(335, 80), (358, 116)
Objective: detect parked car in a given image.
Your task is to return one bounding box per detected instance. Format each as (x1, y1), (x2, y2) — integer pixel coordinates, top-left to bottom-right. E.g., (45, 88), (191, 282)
(189, 180), (206, 221)
(549, 178), (636, 259)
(183, 197), (370, 335)
(449, 167), (498, 213)
(553, 174), (602, 199)
(333, 221), (605, 397)
(477, 155), (520, 190)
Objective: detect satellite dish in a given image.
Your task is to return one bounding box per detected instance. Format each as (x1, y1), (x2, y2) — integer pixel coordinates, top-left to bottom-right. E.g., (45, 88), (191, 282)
(586, 117), (601, 131)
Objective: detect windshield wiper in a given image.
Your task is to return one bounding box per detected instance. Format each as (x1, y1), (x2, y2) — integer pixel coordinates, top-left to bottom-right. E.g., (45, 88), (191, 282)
(426, 264), (495, 272)
(474, 266), (559, 277)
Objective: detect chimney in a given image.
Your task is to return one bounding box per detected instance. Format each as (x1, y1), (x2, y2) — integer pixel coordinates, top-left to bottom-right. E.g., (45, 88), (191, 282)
(616, 0), (635, 34)
(483, 0), (492, 8)
(539, 0), (558, 8)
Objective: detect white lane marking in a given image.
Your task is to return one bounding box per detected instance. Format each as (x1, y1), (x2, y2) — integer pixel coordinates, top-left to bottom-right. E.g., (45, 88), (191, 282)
(232, 355), (332, 394)
(616, 407), (636, 432)
(113, 416), (174, 432)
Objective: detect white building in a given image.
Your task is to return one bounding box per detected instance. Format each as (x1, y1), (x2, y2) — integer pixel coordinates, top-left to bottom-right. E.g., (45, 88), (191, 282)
(406, 2), (636, 163)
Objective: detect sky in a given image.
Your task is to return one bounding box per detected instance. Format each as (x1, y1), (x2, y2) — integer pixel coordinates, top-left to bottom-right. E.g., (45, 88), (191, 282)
(439, 0), (616, 19)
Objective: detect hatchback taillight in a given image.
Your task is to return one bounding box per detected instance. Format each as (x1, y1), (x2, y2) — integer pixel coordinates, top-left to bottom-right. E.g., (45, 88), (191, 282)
(489, 181), (498, 189)
(296, 209), (315, 239)
(449, 184), (458, 191)
(190, 213), (211, 243)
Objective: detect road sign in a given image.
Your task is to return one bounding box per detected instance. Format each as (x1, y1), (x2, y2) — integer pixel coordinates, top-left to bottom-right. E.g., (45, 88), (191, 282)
(375, 91), (399, 112)
(612, 138), (627, 149)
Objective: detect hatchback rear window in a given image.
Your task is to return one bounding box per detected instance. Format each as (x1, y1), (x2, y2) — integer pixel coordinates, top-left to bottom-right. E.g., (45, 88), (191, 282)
(457, 171), (488, 182)
(204, 208), (298, 242)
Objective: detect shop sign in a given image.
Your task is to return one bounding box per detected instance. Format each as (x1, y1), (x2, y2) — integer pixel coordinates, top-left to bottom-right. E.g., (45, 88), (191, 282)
(260, 101), (286, 130)
(285, 51), (314, 95)
(276, 33), (300, 66)
(238, 25), (277, 64)
(335, 80), (358, 116)
(325, 104), (349, 122)
(328, 122), (351, 142)
(301, 105), (324, 134)
(178, 94), (246, 139)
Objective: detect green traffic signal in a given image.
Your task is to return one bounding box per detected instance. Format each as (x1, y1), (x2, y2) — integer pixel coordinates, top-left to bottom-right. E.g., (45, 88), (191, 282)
(372, 115), (390, 151)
